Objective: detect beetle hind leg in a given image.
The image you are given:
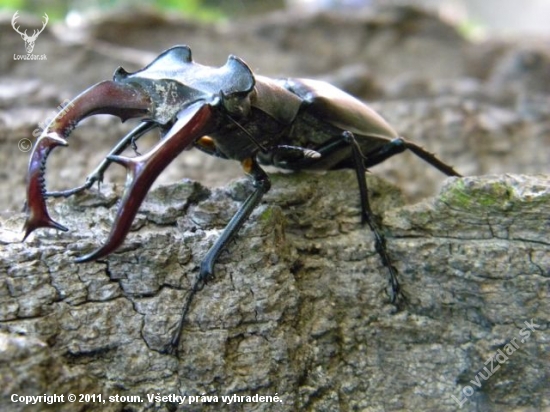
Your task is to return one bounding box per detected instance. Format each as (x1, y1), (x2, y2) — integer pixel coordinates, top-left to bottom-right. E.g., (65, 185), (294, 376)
(363, 137), (461, 177)
(402, 139), (461, 177)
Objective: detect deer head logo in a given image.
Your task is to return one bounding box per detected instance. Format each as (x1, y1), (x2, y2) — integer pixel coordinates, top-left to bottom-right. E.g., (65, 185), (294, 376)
(12, 11), (49, 54)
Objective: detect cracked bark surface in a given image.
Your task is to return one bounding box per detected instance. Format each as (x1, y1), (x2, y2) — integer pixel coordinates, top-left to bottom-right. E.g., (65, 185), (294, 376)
(1, 170), (549, 411)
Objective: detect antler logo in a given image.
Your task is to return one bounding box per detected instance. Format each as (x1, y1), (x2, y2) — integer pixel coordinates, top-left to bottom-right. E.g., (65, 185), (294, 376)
(12, 11), (49, 54)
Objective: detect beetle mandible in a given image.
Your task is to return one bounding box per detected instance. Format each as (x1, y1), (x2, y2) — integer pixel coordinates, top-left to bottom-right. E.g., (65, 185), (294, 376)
(23, 45), (461, 353)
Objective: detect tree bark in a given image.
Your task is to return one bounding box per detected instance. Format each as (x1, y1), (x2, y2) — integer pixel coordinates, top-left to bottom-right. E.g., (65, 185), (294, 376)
(1, 170), (548, 411)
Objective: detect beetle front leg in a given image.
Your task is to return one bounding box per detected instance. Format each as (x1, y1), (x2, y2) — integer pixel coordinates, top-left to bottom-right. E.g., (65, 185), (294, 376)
(168, 158), (271, 354)
(46, 121), (157, 198)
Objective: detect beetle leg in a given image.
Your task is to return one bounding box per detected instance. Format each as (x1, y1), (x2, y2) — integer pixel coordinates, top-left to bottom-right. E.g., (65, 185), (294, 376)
(259, 133), (403, 302)
(46, 121), (157, 198)
(402, 139), (461, 176)
(362, 137), (461, 177)
(168, 157), (271, 354)
(202, 157), (271, 276)
(269, 145), (321, 165)
(342, 132), (402, 304)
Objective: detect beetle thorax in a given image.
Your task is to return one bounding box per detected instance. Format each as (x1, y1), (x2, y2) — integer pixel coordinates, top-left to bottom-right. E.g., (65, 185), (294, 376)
(209, 106), (288, 161)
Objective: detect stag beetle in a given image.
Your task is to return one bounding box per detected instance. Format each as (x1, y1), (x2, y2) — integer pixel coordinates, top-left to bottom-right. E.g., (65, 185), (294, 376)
(23, 45), (460, 352)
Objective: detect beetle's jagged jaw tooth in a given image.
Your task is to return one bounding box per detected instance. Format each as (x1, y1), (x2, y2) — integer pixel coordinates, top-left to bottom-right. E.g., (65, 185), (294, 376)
(23, 80), (154, 241)
(23, 133), (69, 240)
(75, 103), (215, 263)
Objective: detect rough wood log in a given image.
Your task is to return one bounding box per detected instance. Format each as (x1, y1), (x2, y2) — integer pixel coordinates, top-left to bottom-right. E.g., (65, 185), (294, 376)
(1, 171), (548, 411)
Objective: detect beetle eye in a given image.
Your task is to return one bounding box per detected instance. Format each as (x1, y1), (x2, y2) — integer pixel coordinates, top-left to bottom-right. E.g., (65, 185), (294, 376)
(221, 92), (251, 118)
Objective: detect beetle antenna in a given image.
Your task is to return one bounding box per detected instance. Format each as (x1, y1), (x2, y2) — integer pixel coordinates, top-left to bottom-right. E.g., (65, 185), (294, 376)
(223, 113), (268, 153)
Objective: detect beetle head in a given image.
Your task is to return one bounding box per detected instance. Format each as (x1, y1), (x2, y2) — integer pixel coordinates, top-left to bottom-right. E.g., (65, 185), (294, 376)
(22, 45), (253, 260)
(112, 45), (255, 124)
